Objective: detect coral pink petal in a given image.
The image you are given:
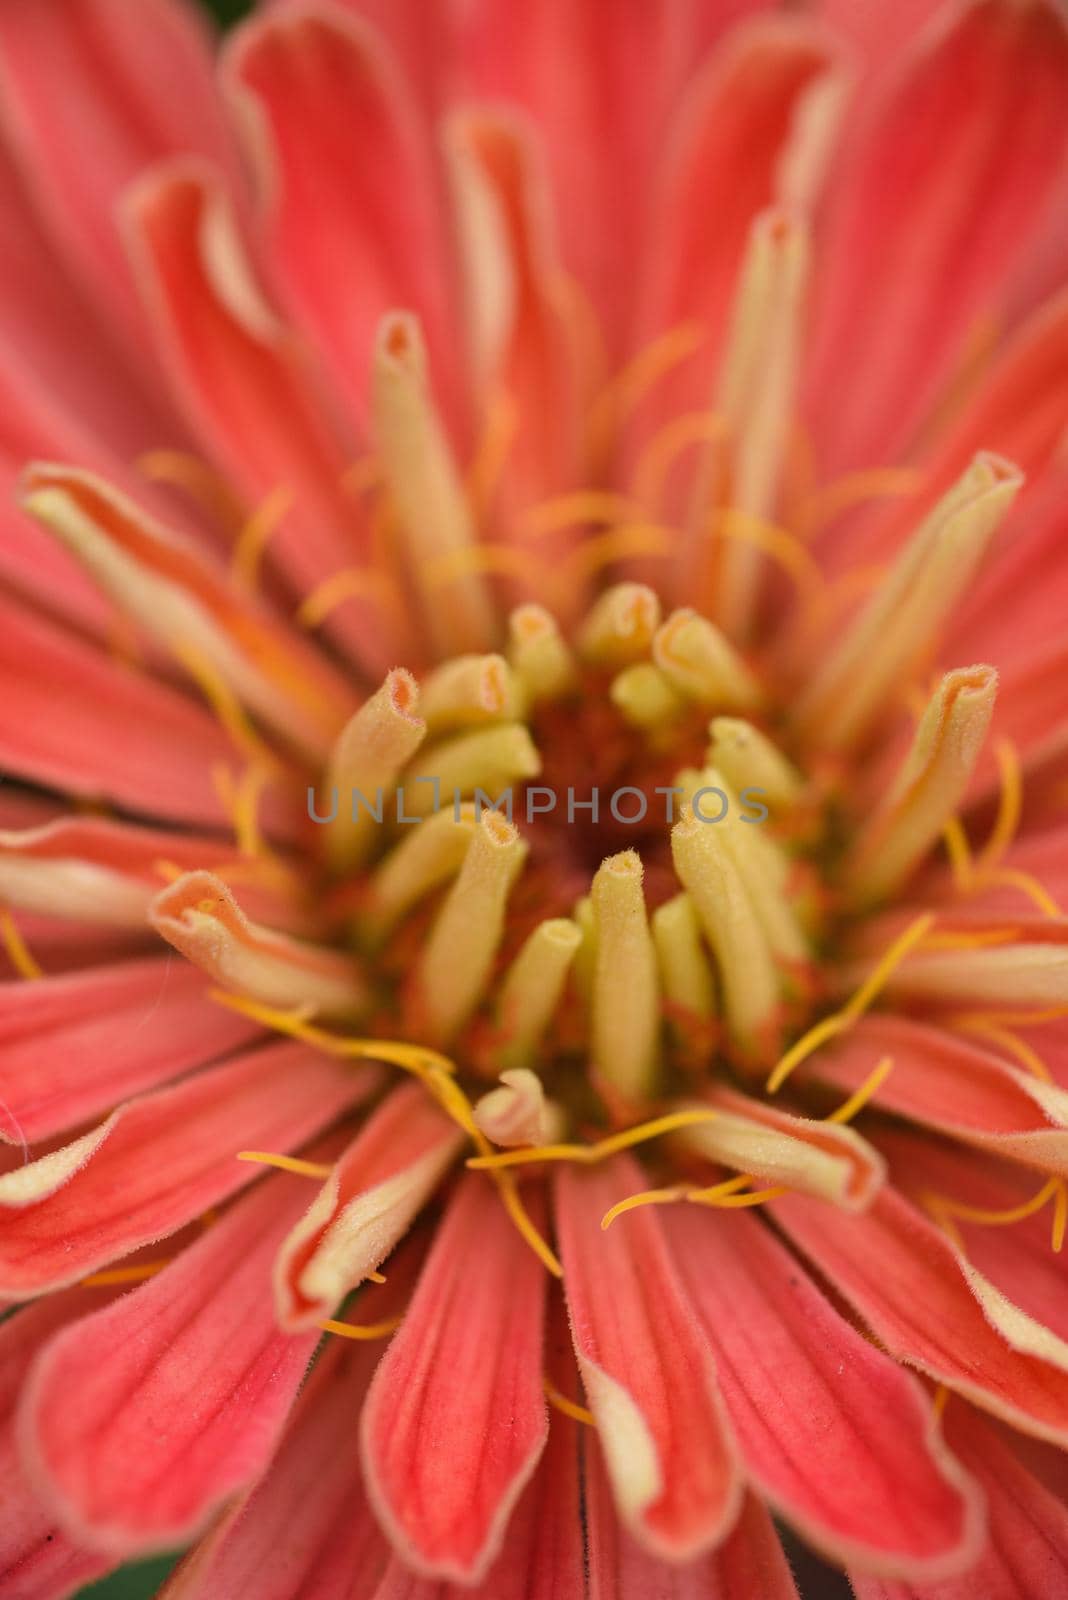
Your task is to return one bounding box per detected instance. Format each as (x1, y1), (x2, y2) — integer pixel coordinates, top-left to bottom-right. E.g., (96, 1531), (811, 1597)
(851, 1405), (1068, 1600)
(0, 593), (248, 830)
(227, 6), (459, 432)
(803, 1013), (1068, 1174)
(0, 133), (182, 461)
(556, 1153), (742, 1562)
(665, 1206), (983, 1578)
(0, 1288), (117, 1597)
(360, 1173), (549, 1583)
(0, 955), (261, 1144)
(370, 1309), (585, 1599)
(587, 1450), (799, 1600)
(0, 812), (314, 934)
(446, 111), (580, 555)
(0, 1037), (378, 1296)
(0, 0), (242, 347)
(874, 1131), (1068, 1346)
(807, 0), (1068, 472)
(125, 164), (392, 673)
(637, 16), (844, 410)
(771, 1184), (1068, 1446)
(275, 1080), (463, 1330)
(19, 1167), (329, 1555)
(158, 1257), (425, 1600)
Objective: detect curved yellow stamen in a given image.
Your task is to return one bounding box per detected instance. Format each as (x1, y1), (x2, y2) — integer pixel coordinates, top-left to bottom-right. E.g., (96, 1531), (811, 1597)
(520, 492), (640, 538)
(950, 1016), (1052, 1082)
(711, 509), (825, 604)
(918, 927), (1022, 950)
(980, 868), (1062, 919)
(296, 567), (402, 630)
(977, 739), (1022, 870)
(631, 412), (726, 510)
(237, 1151), (334, 1179)
(319, 1315), (404, 1341)
(942, 816), (974, 890)
(797, 467), (923, 537)
(465, 390), (518, 518)
(137, 448), (243, 532)
(0, 908), (43, 980)
(600, 1186), (690, 1230)
(175, 641), (278, 772)
(825, 1056), (894, 1126)
(422, 542), (548, 588)
(80, 1260), (170, 1287)
(230, 485), (292, 593)
(766, 912), (935, 1093)
(586, 321), (706, 457)
(563, 523), (676, 583)
(466, 1109), (720, 1172)
(924, 1176), (1067, 1253)
(544, 1376), (596, 1426)
(688, 1183), (788, 1209)
(211, 990), (560, 1276)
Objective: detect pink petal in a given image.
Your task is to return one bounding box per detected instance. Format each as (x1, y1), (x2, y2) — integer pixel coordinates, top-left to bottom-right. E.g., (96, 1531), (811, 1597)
(371, 1300), (585, 1599)
(665, 1207), (983, 1578)
(0, 1289), (116, 1597)
(0, 0), (241, 348)
(0, 954), (261, 1144)
(0, 813), (313, 934)
(226, 6), (460, 434)
(851, 1406), (1068, 1600)
(158, 1260), (425, 1600)
(636, 16), (844, 411)
(772, 1184), (1068, 1446)
(556, 1153), (742, 1562)
(587, 1448), (799, 1600)
(0, 1037), (378, 1295)
(807, 0), (1068, 471)
(275, 1081), (464, 1330)
(125, 165), (395, 672)
(802, 1013), (1068, 1175)
(0, 593), (249, 829)
(360, 1174), (549, 1583)
(19, 1166), (330, 1555)
(446, 109), (581, 589)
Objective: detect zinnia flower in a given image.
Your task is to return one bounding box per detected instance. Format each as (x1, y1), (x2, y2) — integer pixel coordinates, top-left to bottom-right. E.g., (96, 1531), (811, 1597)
(3, 1), (1068, 1597)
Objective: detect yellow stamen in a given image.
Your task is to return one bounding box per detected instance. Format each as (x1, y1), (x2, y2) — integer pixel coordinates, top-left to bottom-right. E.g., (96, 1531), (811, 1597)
(980, 869), (1062, 919)
(0, 907), (43, 979)
(325, 669), (426, 871)
(496, 918), (582, 1071)
(797, 467), (923, 537)
(80, 1260), (170, 1286)
(467, 1109), (721, 1171)
(688, 1182), (787, 1208)
(590, 851), (661, 1103)
(464, 389), (518, 518)
(520, 491), (640, 538)
(230, 762), (270, 858)
(586, 321), (706, 457)
(977, 738), (1022, 870)
(237, 1151), (334, 1179)
(600, 1186), (691, 1230)
(653, 608), (762, 711)
(710, 509), (825, 606)
(297, 567), (402, 632)
(212, 993), (560, 1277)
(825, 1056), (894, 1126)
(577, 582), (661, 667)
(932, 1384), (950, 1421)
(924, 1175), (1067, 1253)
(174, 641), (278, 772)
(230, 485), (292, 593)
(136, 449), (243, 532)
(942, 816), (974, 890)
(507, 603), (577, 706)
(543, 1376), (596, 1426)
(949, 1016), (1052, 1082)
(362, 804), (477, 940)
(766, 912), (935, 1092)
(563, 522), (675, 584)
(631, 412), (726, 511)
(319, 1315), (404, 1341)
(610, 663), (687, 732)
(709, 718), (804, 812)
